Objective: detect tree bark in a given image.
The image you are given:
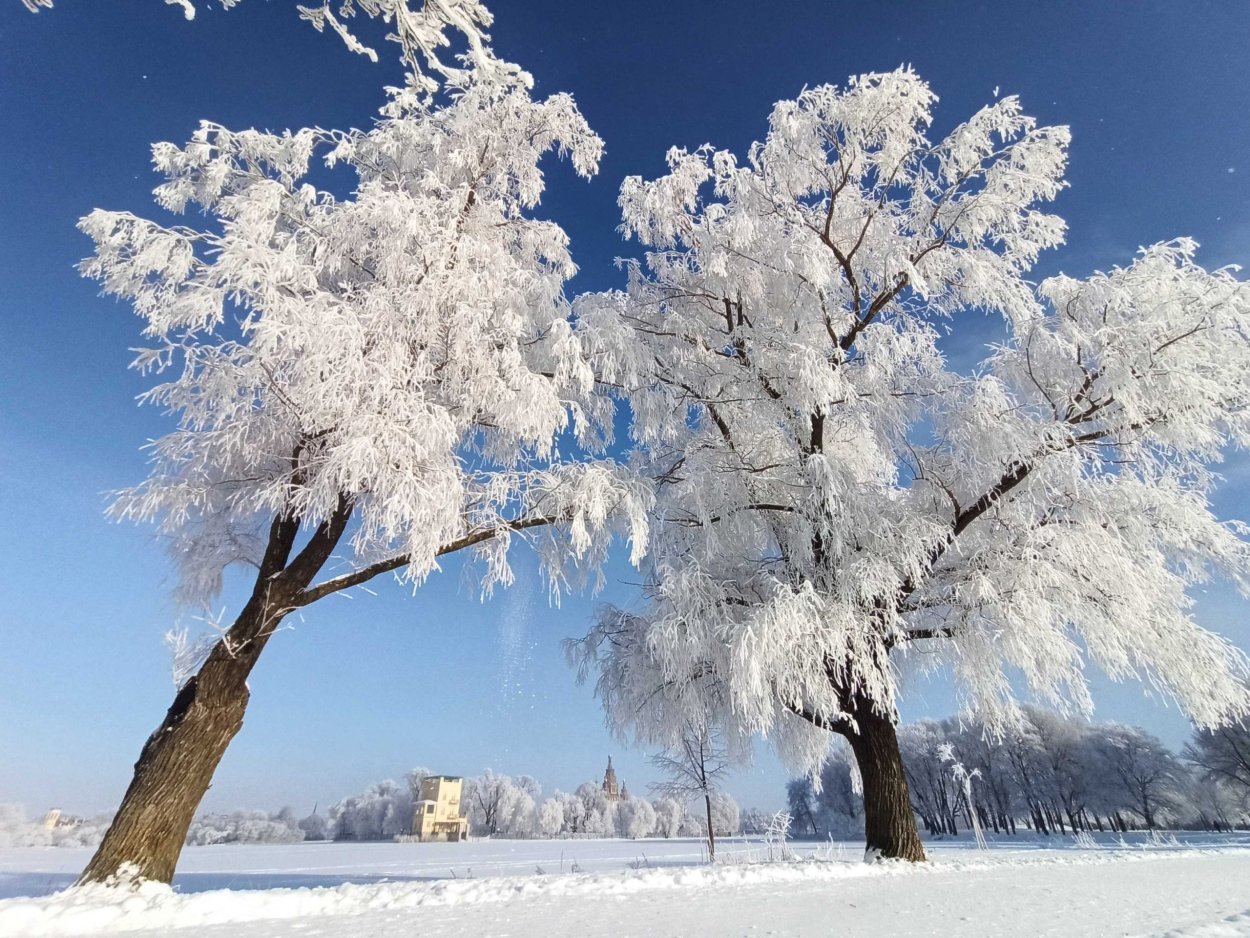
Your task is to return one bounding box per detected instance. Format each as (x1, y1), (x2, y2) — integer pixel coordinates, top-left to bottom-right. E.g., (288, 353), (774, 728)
(80, 495), (352, 885)
(841, 695), (926, 862)
(79, 593), (286, 884)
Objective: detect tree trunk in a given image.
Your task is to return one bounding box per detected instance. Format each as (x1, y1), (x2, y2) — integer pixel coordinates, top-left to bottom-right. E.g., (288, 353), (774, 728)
(79, 659), (250, 884)
(79, 599), (281, 884)
(704, 792), (716, 863)
(842, 696), (926, 862)
(79, 496), (351, 885)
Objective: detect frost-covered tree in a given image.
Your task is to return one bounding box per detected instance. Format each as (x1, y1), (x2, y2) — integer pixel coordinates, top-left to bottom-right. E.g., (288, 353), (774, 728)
(573, 782), (613, 836)
(1088, 724), (1190, 830)
(899, 721), (965, 836)
(1186, 720), (1250, 804)
(614, 796), (658, 839)
(536, 796), (565, 838)
(709, 790), (741, 837)
(463, 771), (501, 836)
(549, 790), (584, 835)
(1185, 777), (1244, 832)
(297, 809), (330, 841)
(785, 778), (820, 838)
(464, 771), (539, 837)
(0, 806), (113, 849)
(814, 746), (865, 838)
(74, 48), (648, 882)
(185, 808), (304, 845)
(496, 791), (537, 838)
(886, 711), (1218, 835)
(738, 807), (772, 836)
(1027, 707), (1098, 833)
(652, 797), (684, 839)
(573, 67), (1250, 862)
(330, 778), (416, 840)
(675, 790), (740, 839)
(947, 719), (1022, 834)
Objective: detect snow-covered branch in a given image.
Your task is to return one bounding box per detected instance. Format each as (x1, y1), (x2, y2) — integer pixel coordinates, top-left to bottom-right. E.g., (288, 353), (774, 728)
(27, 0), (523, 94)
(572, 67), (1250, 785)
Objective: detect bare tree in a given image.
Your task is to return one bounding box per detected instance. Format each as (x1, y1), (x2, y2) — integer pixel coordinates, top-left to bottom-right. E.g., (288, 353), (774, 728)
(649, 723), (729, 862)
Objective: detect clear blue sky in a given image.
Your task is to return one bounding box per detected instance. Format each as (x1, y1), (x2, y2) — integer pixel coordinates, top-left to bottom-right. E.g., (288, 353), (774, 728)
(0, 0), (1247, 817)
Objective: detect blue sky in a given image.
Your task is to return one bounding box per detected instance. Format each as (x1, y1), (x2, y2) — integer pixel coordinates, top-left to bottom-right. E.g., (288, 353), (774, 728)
(1, 0), (1248, 817)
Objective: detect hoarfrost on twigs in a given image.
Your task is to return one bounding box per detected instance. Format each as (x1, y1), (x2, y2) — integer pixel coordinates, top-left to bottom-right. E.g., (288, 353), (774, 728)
(571, 68), (1250, 785)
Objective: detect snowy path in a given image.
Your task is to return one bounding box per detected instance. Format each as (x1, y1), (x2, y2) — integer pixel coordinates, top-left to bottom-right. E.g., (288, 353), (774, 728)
(2, 838), (1249, 936)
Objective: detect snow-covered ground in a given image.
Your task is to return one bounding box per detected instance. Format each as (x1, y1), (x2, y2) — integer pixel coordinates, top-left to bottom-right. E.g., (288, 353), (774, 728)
(2, 833), (1249, 937)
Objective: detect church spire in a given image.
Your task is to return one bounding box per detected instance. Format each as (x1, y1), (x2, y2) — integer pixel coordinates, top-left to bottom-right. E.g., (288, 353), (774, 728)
(602, 755), (620, 800)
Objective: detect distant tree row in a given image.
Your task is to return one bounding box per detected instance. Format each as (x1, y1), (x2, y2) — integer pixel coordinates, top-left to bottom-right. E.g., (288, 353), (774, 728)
(185, 808), (304, 846)
(0, 805), (113, 849)
(0, 804), (304, 849)
(788, 709), (1250, 838)
(0, 765), (747, 850)
(321, 767), (741, 843)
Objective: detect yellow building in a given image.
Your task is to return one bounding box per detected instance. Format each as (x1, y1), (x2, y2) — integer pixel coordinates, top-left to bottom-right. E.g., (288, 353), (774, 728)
(411, 775), (469, 842)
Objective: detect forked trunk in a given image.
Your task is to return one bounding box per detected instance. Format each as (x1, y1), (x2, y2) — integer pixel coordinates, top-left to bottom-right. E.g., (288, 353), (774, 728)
(79, 599), (283, 885)
(79, 497), (351, 885)
(842, 696), (926, 862)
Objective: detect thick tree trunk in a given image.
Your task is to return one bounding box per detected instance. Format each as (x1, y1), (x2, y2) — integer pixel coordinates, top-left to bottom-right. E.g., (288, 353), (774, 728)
(79, 599), (283, 885)
(79, 495), (351, 885)
(842, 697), (926, 862)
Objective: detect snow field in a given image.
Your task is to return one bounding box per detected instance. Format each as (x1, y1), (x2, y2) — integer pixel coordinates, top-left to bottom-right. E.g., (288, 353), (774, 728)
(3, 835), (1250, 936)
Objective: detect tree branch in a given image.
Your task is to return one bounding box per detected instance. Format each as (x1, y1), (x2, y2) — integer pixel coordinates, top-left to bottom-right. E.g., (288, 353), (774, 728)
(784, 700), (850, 733)
(294, 513), (562, 606)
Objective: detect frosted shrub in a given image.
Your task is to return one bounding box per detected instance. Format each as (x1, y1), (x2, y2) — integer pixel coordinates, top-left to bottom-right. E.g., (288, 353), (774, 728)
(1072, 830), (1099, 850)
(763, 811), (795, 863)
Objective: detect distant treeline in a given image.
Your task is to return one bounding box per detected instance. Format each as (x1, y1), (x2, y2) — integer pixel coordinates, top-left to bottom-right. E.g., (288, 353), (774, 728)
(788, 707), (1250, 838)
(0, 771), (745, 849)
(321, 769), (741, 842)
(9, 707), (1246, 850)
